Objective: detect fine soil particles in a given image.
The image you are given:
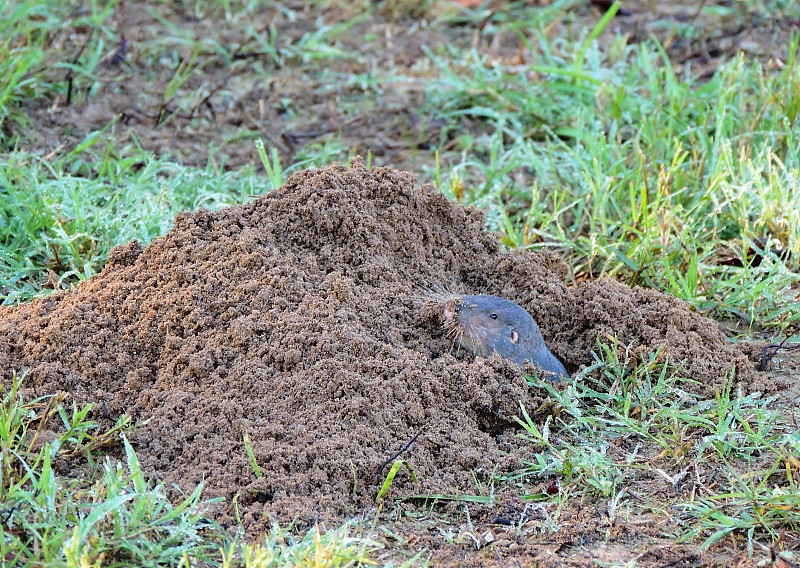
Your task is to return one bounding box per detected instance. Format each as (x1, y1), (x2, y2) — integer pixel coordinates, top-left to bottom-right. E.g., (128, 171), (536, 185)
(0, 159), (773, 534)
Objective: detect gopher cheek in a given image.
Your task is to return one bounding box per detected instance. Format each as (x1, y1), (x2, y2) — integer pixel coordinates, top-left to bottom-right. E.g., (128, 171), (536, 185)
(468, 326), (491, 357)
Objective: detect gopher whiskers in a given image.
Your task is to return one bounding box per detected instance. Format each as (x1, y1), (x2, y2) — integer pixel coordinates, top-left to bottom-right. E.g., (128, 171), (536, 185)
(443, 318), (464, 358)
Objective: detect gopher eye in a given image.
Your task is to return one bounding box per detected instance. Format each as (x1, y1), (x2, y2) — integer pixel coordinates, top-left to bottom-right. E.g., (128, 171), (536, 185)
(490, 313), (497, 319)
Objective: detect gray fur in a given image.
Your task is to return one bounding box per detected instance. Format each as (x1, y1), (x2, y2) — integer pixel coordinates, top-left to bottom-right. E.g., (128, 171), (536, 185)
(447, 294), (568, 381)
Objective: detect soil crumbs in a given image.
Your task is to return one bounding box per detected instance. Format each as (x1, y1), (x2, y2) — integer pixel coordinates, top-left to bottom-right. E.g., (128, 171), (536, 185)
(0, 160), (778, 565)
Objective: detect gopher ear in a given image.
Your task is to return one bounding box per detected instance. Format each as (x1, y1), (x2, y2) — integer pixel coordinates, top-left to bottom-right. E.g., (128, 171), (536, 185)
(510, 330), (519, 344)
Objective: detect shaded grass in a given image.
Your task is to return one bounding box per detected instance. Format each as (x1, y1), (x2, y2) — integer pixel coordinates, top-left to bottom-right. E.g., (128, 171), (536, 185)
(0, 0), (117, 146)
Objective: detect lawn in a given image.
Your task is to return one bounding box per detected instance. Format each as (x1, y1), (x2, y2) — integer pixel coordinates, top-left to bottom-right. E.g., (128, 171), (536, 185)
(1, 0), (799, 566)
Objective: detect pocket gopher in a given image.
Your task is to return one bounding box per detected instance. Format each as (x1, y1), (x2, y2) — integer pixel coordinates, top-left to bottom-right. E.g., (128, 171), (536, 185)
(437, 294), (568, 381)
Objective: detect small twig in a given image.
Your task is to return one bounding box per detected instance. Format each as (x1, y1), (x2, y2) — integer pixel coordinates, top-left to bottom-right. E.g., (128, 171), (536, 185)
(189, 75), (231, 121)
(760, 327), (800, 371)
(283, 115), (365, 143)
(26, 392), (66, 453)
(493, 546), (506, 568)
(471, 10), (494, 50)
(687, 0), (708, 28)
(65, 33), (93, 106)
(101, 35), (127, 68)
(375, 430), (422, 478)
(0, 502), (24, 526)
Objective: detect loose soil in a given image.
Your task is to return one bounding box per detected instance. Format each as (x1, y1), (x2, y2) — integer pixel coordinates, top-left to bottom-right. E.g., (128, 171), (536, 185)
(0, 160), (783, 565)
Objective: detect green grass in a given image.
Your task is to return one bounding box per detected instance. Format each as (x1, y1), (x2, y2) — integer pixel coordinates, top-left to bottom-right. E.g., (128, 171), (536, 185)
(0, 0), (117, 146)
(0, 376), (385, 567)
(425, 17), (800, 332)
(0, 375), (222, 566)
(515, 344), (800, 552)
(0, 152), (272, 304)
(1, 0), (800, 564)
(220, 521), (384, 568)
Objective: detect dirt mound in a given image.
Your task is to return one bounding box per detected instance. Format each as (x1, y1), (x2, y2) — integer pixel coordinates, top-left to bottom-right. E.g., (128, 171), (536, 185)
(0, 159), (765, 532)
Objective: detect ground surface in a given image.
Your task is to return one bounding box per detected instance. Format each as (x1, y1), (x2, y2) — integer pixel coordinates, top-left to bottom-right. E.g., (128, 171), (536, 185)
(13, 0), (798, 173)
(2, 1), (799, 567)
(0, 161), (791, 566)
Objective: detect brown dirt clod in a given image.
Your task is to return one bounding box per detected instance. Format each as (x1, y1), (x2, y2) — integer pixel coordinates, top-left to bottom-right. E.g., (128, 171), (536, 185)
(0, 158), (765, 533)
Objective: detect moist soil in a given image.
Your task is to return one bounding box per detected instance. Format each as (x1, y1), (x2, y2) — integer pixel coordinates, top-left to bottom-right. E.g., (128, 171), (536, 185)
(0, 160), (784, 565)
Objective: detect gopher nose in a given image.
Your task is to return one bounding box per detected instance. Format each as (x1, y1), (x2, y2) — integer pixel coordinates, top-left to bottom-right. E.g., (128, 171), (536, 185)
(441, 299), (459, 325)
